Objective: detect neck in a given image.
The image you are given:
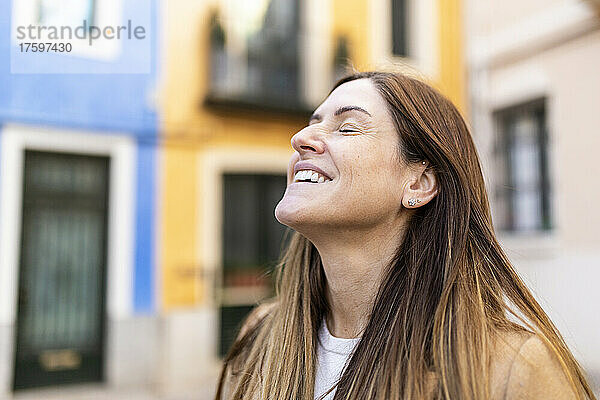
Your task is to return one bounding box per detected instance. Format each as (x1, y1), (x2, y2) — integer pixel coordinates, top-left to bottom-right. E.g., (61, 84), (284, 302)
(308, 221), (406, 339)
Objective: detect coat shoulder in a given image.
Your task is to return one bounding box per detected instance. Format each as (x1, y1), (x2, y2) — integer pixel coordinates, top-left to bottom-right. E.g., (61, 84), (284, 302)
(219, 301), (277, 400)
(490, 330), (577, 399)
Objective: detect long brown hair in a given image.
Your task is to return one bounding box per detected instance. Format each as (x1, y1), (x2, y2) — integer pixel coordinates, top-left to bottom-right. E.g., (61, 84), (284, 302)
(215, 71), (595, 399)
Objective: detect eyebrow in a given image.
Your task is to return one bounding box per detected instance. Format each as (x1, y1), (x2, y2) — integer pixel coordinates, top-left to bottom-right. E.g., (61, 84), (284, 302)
(309, 105), (372, 124)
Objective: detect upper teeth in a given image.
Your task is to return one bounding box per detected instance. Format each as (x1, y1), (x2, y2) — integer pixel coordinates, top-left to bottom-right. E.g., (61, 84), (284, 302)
(294, 170), (330, 183)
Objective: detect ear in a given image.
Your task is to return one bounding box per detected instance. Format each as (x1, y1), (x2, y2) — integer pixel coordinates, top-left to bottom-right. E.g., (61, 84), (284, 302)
(402, 161), (438, 209)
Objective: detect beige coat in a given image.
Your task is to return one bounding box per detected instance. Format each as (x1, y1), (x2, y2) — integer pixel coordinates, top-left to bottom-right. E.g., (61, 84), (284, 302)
(489, 331), (578, 399)
(221, 305), (579, 399)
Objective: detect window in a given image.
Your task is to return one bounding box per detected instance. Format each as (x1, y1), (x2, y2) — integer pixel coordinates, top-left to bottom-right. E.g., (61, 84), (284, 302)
(219, 173), (288, 356)
(493, 99), (551, 232)
(391, 0), (408, 57)
(333, 36), (350, 83)
(37, 0), (95, 26)
(207, 0), (306, 112)
(12, 0), (129, 65)
(369, 0), (437, 77)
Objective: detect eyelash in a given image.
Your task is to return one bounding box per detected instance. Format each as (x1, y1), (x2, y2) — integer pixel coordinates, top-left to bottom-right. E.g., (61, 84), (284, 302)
(305, 122), (360, 134)
(338, 125), (359, 134)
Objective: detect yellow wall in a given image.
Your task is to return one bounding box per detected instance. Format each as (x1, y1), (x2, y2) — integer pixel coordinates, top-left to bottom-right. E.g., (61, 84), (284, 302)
(438, 0), (466, 113)
(160, 2), (305, 309)
(161, 147), (199, 307)
(332, 0), (370, 70)
(331, 0), (465, 111)
(160, 0), (465, 310)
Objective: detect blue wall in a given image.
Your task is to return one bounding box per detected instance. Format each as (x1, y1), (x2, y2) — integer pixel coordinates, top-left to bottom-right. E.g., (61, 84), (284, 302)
(0, 0), (158, 313)
(133, 141), (156, 314)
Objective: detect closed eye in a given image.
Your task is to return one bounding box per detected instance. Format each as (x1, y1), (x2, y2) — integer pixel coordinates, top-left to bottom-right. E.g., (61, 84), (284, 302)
(339, 124), (361, 135)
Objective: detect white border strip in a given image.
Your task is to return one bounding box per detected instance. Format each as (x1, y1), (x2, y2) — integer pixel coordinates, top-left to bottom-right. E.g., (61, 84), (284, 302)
(368, 0), (439, 79)
(200, 146), (291, 309)
(300, 0), (333, 106)
(0, 124), (136, 326)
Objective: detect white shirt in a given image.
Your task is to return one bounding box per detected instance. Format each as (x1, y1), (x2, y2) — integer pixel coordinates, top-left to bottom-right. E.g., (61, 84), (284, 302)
(314, 319), (361, 400)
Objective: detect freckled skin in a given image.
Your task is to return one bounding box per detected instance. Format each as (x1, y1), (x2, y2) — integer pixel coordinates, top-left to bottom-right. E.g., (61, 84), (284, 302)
(275, 78), (412, 237)
(274, 79), (439, 338)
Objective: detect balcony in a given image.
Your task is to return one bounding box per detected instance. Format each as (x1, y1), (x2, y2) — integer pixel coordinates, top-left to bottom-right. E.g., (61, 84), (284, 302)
(204, 0), (315, 117)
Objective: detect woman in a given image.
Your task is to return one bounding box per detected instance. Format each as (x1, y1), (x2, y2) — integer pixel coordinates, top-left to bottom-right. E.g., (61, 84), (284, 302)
(215, 71), (595, 399)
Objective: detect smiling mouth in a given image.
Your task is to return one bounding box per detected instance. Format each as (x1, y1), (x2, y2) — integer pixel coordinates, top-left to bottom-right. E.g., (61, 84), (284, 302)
(293, 169), (332, 184)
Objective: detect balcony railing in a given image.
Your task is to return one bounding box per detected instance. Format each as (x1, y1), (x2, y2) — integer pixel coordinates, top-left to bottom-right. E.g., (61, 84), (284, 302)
(205, 1), (314, 115)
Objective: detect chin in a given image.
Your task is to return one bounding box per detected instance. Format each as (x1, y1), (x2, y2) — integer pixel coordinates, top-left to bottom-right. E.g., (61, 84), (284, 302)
(275, 198), (318, 230)
(275, 199), (301, 228)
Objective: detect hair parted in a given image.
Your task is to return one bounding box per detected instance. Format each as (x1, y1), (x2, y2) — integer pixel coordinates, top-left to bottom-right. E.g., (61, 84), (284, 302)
(215, 71), (595, 400)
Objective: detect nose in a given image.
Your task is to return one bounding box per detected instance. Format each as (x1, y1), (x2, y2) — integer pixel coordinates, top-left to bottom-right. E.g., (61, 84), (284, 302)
(291, 125), (325, 155)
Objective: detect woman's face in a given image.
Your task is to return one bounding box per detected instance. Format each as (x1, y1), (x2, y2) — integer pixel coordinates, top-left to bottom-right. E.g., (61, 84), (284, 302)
(275, 78), (413, 234)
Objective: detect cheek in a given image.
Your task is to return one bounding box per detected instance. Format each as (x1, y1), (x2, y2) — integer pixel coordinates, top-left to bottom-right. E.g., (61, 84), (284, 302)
(341, 147), (402, 192)
(336, 156), (403, 218)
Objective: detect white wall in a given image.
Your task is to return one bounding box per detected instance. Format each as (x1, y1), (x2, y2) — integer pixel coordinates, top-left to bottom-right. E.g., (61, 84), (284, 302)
(0, 125), (141, 395)
(467, 0), (600, 391)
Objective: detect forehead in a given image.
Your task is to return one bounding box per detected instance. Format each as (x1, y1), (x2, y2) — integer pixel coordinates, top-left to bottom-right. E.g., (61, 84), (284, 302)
(316, 78), (389, 117)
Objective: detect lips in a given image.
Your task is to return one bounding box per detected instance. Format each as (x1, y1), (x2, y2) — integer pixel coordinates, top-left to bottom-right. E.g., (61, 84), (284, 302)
(293, 161), (332, 181)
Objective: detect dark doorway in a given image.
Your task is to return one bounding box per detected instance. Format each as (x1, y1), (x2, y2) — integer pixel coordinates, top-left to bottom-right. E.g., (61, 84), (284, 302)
(219, 173), (288, 357)
(13, 151), (110, 390)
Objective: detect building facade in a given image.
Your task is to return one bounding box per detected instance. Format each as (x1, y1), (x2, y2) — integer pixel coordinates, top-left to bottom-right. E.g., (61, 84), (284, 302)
(467, 0), (600, 391)
(0, 0), (469, 397)
(160, 0), (466, 396)
(0, 0), (159, 396)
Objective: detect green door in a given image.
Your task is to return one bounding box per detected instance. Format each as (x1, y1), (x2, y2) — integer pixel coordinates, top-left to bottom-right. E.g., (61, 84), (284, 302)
(13, 151), (110, 390)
